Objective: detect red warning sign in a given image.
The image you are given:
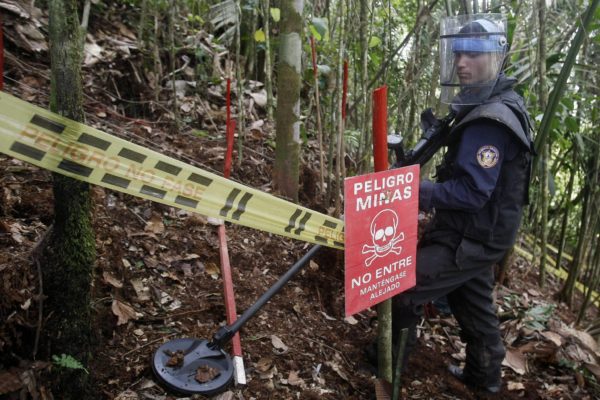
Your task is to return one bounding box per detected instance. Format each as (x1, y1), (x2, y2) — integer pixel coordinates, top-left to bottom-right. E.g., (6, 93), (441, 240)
(344, 165), (419, 316)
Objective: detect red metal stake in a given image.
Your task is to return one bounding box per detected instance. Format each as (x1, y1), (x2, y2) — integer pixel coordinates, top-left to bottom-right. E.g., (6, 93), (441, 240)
(0, 14), (4, 91)
(218, 77), (245, 384)
(372, 86), (388, 172)
(224, 120), (236, 179)
(310, 37), (318, 79)
(226, 79), (231, 133)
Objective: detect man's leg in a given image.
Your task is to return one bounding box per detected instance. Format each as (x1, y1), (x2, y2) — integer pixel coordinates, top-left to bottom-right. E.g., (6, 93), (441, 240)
(446, 267), (505, 389)
(392, 242), (484, 361)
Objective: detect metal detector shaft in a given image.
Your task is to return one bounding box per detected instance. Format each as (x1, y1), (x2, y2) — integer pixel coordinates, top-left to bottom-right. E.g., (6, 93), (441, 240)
(210, 244), (323, 348)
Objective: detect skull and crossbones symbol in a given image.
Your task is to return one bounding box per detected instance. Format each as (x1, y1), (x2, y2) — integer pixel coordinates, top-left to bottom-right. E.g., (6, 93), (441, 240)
(362, 209), (404, 267)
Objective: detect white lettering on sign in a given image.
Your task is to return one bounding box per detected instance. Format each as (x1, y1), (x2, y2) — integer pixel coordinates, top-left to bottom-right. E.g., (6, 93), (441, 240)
(353, 172), (414, 212)
(357, 271), (407, 297)
(351, 272), (372, 289)
(375, 255), (413, 278)
(356, 187), (412, 211)
(351, 255), (413, 293)
(353, 172), (414, 195)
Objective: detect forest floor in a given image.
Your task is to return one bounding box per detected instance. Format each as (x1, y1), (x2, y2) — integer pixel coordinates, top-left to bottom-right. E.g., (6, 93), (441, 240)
(1, 3), (600, 400)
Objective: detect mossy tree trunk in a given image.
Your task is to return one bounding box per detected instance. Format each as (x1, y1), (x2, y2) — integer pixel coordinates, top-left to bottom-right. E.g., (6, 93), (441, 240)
(274, 0), (303, 201)
(44, 1), (96, 398)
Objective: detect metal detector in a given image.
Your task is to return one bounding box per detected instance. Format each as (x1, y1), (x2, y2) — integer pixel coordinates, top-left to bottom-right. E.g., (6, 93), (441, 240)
(152, 244), (322, 395)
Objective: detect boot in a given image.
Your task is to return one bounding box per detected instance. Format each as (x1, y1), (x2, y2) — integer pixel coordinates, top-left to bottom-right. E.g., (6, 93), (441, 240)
(448, 364), (501, 394)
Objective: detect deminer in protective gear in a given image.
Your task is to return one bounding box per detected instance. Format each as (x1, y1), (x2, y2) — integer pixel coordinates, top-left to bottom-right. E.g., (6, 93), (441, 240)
(386, 14), (535, 395)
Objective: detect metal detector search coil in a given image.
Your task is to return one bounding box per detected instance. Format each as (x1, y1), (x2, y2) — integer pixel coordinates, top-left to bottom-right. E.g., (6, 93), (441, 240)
(152, 339), (233, 395)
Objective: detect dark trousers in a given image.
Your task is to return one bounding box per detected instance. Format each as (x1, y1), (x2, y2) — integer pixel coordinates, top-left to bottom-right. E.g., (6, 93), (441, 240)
(392, 238), (505, 387)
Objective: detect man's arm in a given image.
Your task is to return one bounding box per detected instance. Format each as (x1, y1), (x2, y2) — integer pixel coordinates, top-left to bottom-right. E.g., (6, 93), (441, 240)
(419, 121), (517, 212)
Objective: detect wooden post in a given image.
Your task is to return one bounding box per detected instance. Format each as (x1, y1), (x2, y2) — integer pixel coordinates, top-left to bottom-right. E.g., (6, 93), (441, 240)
(372, 86), (392, 383)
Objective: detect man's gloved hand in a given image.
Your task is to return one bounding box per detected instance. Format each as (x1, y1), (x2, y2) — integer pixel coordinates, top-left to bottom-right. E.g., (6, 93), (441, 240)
(418, 211), (433, 241)
(419, 179), (435, 212)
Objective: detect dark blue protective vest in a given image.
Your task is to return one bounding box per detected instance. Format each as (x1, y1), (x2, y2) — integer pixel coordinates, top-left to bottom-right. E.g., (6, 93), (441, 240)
(433, 79), (534, 251)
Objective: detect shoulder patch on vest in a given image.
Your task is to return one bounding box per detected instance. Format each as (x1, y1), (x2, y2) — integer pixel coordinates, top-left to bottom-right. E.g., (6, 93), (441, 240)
(477, 145), (500, 168)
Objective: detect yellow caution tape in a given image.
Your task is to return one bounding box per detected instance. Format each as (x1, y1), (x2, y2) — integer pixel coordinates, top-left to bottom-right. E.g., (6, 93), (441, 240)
(0, 92), (344, 249)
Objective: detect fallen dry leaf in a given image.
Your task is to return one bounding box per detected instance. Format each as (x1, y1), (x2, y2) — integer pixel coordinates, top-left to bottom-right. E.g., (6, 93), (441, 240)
(541, 331), (563, 347)
(165, 350), (184, 368)
(195, 365), (221, 383)
(145, 214), (165, 234)
(502, 347), (527, 375)
(205, 262), (221, 279)
(584, 362), (600, 380)
(507, 381), (525, 391)
(114, 389), (139, 400)
(255, 357), (273, 372)
(103, 271), (123, 288)
(214, 391), (235, 400)
(287, 370), (305, 387)
(130, 279), (150, 301)
(111, 299), (138, 325)
(271, 335), (289, 354)
(326, 361), (350, 382)
(0, 369), (23, 395)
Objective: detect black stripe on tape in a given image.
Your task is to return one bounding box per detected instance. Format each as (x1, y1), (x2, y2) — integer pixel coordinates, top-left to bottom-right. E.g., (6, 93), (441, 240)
(78, 133), (111, 150)
(284, 209), (303, 233)
(30, 114), (66, 134)
(188, 173), (213, 186)
(119, 148), (147, 163)
(140, 185), (166, 199)
(155, 161), (182, 176)
(58, 159), (93, 177)
(10, 141), (46, 161)
(294, 212), (312, 235)
(232, 193), (252, 220)
(175, 195), (198, 208)
(323, 220), (338, 229)
(101, 173), (130, 188)
(220, 188), (241, 217)
(334, 241), (344, 247)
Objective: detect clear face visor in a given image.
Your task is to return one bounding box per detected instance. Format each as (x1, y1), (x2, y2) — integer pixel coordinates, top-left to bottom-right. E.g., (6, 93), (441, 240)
(439, 14), (507, 105)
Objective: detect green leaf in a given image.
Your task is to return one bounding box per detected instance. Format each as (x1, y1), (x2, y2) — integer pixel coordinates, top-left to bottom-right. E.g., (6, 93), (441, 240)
(270, 7), (280, 22)
(52, 354), (89, 374)
(310, 17), (329, 41)
(309, 25), (322, 41)
(565, 116), (579, 132)
(192, 129), (209, 138)
(254, 29), (266, 42)
(369, 36), (382, 48)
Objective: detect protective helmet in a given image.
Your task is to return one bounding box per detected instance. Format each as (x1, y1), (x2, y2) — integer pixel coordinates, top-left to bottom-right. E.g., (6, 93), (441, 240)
(439, 14), (507, 105)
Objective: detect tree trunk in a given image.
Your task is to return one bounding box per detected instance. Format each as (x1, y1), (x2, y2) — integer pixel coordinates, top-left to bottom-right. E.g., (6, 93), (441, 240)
(536, 0), (549, 287)
(44, 0), (95, 398)
(357, 0), (372, 173)
(274, 0), (304, 201)
(555, 155), (576, 272)
(263, 0), (274, 120)
(334, 1), (346, 215)
(558, 184), (590, 306)
(577, 241), (600, 324)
